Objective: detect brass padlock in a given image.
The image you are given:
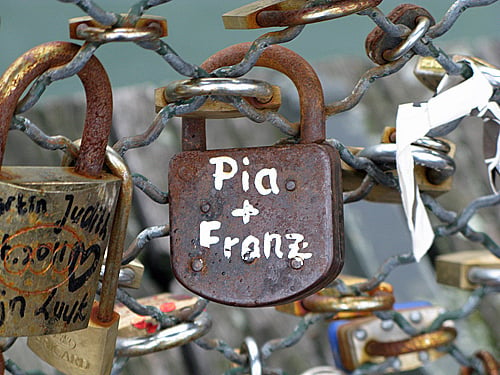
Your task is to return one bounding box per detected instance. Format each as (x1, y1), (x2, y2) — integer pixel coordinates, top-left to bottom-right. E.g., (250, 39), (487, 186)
(0, 42), (120, 337)
(28, 143), (132, 375)
(169, 43), (344, 307)
(435, 250), (500, 290)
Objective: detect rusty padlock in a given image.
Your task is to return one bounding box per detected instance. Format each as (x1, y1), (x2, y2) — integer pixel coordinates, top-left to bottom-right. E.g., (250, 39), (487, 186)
(28, 141), (132, 375)
(168, 43), (344, 307)
(365, 4), (435, 65)
(0, 42), (121, 337)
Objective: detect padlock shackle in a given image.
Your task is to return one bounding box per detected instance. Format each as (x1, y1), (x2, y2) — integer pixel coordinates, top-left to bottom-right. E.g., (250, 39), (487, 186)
(0, 41), (113, 177)
(182, 42), (325, 151)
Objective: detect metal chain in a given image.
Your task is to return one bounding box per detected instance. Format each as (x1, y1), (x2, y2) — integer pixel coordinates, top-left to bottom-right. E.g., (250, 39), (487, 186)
(2, 0), (500, 374)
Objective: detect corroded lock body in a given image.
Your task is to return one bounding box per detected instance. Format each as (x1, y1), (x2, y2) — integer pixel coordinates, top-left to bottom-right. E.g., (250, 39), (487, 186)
(169, 43), (344, 307)
(0, 42), (120, 337)
(28, 139), (132, 375)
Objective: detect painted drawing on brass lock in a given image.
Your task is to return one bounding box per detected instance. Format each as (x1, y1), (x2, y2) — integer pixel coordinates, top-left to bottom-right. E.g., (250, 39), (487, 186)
(0, 183), (119, 336)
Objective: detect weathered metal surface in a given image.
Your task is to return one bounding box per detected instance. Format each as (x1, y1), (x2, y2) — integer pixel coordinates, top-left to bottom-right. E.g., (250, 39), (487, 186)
(365, 4), (435, 65)
(336, 306), (454, 371)
(27, 146), (131, 373)
(169, 43), (343, 307)
(155, 82), (282, 119)
(69, 15), (168, 41)
(0, 41), (112, 177)
(222, 0), (383, 29)
(364, 327), (457, 357)
(435, 250), (500, 290)
(0, 42), (119, 336)
(275, 275), (394, 317)
(301, 290), (394, 314)
(169, 144), (344, 306)
(28, 302), (119, 375)
(184, 42), (327, 145)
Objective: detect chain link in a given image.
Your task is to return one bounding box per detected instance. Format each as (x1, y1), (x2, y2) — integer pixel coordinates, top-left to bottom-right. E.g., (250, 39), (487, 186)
(3, 0), (500, 373)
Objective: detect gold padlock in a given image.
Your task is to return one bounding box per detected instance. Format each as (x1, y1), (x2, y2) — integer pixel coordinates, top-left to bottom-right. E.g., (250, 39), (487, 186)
(28, 143), (132, 375)
(114, 293), (199, 338)
(0, 42), (121, 337)
(414, 55), (499, 91)
(436, 250), (500, 290)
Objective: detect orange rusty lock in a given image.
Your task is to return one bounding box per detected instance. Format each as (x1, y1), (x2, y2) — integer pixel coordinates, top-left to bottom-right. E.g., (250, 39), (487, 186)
(0, 41), (121, 337)
(168, 43), (344, 307)
(275, 275), (394, 318)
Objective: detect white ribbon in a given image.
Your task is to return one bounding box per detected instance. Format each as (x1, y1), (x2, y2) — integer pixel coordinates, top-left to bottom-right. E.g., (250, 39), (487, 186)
(395, 61), (494, 261)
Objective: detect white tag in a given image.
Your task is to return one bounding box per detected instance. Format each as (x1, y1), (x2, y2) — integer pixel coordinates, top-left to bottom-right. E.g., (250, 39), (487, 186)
(396, 61), (494, 261)
(482, 101), (500, 192)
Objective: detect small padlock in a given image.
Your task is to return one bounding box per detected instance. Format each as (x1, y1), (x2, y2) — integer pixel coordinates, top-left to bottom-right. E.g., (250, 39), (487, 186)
(436, 250), (500, 290)
(329, 301), (456, 372)
(168, 43), (344, 307)
(0, 42), (121, 336)
(28, 143), (132, 375)
(114, 293), (199, 338)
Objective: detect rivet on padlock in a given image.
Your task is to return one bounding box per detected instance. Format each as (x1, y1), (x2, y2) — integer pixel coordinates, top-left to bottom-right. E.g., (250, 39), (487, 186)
(168, 43), (344, 307)
(28, 141), (132, 375)
(329, 302), (456, 372)
(436, 250), (500, 290)
(114, 293), (200, 338)
(0, 42), (120, 337)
